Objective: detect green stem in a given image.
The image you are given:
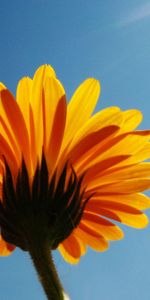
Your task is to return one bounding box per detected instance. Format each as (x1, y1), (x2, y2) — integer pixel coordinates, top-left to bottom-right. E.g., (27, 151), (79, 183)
(28, 241), (64, 300)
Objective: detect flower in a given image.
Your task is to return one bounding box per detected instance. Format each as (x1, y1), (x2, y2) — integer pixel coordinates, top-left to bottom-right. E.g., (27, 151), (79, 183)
(0, 65), (150, 265)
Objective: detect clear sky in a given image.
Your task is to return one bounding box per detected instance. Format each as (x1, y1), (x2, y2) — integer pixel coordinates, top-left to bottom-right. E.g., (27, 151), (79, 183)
(0, 0), (150, 299)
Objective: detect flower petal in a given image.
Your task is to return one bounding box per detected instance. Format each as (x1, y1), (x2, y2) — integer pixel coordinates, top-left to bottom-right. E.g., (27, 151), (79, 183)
(68, 125), (119, 165)
(46, 96), (66, 172)
(85, 201), (149, 228)
(69, 107), (123, 149)
(0, 235), (15, 256)
(0, 134), (19, 174)
(87, 193), (150, 210)
(42, 77), (65, 151)
(0, 116), (21, 163)
(78, 131), (150, 172)
(82, 212), (124, 241)
(0, 86), (21, 162)
(96, 163), (150, 184)
(83, 155), (130, 184)
(41, 77), (66, 171)
(58, 234), (82, 264)
(0, 89), (31, 173)
(121, 109), (143, 131)
(62, 78), (100, 149)
(16, 76), (32, 136)
(30, 65), (56, 159)
(88, 178), (150, 194)
(0, 83), (6, 91)
(75, 224), (109, 251)
(120, 143), (150, 166)
(100, 131), (150, 159)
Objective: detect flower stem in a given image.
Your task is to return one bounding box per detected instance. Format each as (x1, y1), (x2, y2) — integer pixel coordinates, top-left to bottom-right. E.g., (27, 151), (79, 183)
(28, 241), (64, 300)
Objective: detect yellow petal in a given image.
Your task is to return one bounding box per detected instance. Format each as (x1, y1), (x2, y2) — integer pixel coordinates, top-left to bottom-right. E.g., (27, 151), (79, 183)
(121, 109), (143, 132)
(90, 178), (150, 194)
(29, 105), (37, 173)
(62, 78), (100, 150)
(101, 142), (150, 172)
(83, 155), (130, 184)
(0, 83), (6, 91)
(16, 76), (32, 136)
(69, 107), (123, 150)
(88, 193), (150, 210)
(82, 212), (124, 241)
(98, 163), (150, 183)
(97, 131), (150, 162)
(68, 125), (119, 165)
(122, 143), (150, 166)
(43, 77), (65, 151)
(85, 201), (149, 228)
(41, 77), (66, 172)
(78, 131), (150, 172)
(30, 65), (56, 160)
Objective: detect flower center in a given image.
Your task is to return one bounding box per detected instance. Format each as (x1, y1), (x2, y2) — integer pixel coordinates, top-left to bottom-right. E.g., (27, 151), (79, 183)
(0, 155), (89, 251)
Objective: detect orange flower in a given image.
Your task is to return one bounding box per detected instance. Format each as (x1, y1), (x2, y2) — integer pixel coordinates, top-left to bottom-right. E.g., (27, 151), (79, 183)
(0, 65), (150, 264)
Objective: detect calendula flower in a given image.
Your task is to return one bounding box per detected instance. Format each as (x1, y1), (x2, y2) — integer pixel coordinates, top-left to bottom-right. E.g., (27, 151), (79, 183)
(0, 65), (150, 299)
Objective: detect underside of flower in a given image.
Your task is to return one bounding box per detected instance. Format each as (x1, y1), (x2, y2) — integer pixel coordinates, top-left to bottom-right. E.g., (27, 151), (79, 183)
(0, 154), (89, 252)
(0, 65), (150, 264)
(1, 64), (150, 300)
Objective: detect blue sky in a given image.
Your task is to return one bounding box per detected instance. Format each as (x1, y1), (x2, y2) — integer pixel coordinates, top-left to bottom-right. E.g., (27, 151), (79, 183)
(1, 0), (150, 299)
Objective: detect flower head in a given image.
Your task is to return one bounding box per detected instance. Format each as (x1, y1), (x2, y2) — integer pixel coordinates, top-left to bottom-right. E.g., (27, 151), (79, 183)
(0, 65), (150, 263)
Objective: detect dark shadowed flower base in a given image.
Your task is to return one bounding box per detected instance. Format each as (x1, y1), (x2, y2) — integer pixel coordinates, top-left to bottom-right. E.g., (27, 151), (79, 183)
(0, 154), (91, 299)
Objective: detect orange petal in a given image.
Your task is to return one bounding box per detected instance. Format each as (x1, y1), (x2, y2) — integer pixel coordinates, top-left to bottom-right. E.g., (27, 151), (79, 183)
(1, 89), (31, 173)
(58, 234), (82, 264)
(0, 89), (21, 163)
(0, 116), (21, 163)
(0, 179), (2, 199)
(47, 96), (66, 171)
(0, 235), (15, 256)
(0, 134), (19, 175)
(75, 223), (109, 251)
